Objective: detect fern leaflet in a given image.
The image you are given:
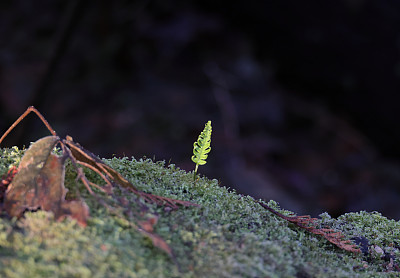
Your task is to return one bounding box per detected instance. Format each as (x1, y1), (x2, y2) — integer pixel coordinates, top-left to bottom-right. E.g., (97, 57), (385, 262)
(192, 121), (212, 180)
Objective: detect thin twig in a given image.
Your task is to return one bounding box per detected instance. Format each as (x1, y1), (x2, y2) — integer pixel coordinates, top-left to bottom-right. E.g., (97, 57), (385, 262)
(76, 160), (113, 189)
(0, 106), (57, 145)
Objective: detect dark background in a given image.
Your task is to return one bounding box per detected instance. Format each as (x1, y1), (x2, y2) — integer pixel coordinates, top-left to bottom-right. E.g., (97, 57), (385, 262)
(1, 0), (400, 219)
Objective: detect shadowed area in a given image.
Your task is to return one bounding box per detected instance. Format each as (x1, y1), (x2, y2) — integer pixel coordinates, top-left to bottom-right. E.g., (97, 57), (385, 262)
(1, 0), (400, 219)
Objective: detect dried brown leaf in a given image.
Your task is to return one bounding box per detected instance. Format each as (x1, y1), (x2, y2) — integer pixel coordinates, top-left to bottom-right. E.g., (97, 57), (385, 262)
(4, 136), (89, 226)
(138, 226), (173, 257)
(138, 216), (158, 233)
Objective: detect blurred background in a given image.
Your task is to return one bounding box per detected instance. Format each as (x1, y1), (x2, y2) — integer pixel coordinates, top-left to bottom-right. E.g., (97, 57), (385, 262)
(1, 0), (400, 219)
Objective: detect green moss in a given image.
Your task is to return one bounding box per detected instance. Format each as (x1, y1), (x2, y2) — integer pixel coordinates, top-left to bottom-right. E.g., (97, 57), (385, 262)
(1, 147), (400, 277)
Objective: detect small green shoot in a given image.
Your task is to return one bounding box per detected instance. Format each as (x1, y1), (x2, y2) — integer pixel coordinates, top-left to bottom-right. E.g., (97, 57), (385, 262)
(191, 121), (212, 181)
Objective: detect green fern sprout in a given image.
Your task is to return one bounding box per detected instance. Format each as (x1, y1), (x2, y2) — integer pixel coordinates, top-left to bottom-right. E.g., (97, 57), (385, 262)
(191, 121), (212, 181)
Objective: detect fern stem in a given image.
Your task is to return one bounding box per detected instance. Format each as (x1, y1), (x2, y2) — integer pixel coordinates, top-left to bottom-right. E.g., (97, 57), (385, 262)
(193, 164), (199, 181)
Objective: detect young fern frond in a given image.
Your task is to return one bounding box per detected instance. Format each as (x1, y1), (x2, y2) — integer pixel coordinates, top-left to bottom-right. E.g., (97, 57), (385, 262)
(191, 121), (212, 181)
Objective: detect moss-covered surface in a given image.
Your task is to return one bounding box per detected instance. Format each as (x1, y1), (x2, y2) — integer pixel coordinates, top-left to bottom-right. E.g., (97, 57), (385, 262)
(1, 146), (400, 277)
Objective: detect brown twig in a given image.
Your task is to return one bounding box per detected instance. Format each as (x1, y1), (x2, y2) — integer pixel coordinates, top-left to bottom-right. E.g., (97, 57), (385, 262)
(257, 200), (361, 253)
(0, 106), (57, 145)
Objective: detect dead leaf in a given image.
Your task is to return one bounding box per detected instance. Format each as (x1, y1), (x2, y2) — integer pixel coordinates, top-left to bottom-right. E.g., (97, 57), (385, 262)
(58, 200), (90, 227)
(4, 136), (59, 217)
(139, 227), (173, 257)
(138, 216), (158, 233)
(4, 136), (89, 226)
(136, 215), (173, 256)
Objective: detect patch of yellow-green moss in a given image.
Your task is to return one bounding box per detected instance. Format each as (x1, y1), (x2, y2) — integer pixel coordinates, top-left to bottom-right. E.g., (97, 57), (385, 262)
(1, 146), (400, 277)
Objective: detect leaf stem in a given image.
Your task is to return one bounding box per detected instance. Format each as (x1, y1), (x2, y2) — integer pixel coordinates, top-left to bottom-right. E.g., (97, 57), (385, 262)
(193, 164), (199, 181)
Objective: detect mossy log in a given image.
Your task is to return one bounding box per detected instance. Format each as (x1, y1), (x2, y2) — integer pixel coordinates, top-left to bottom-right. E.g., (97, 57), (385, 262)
(0, 147), (399, 277)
